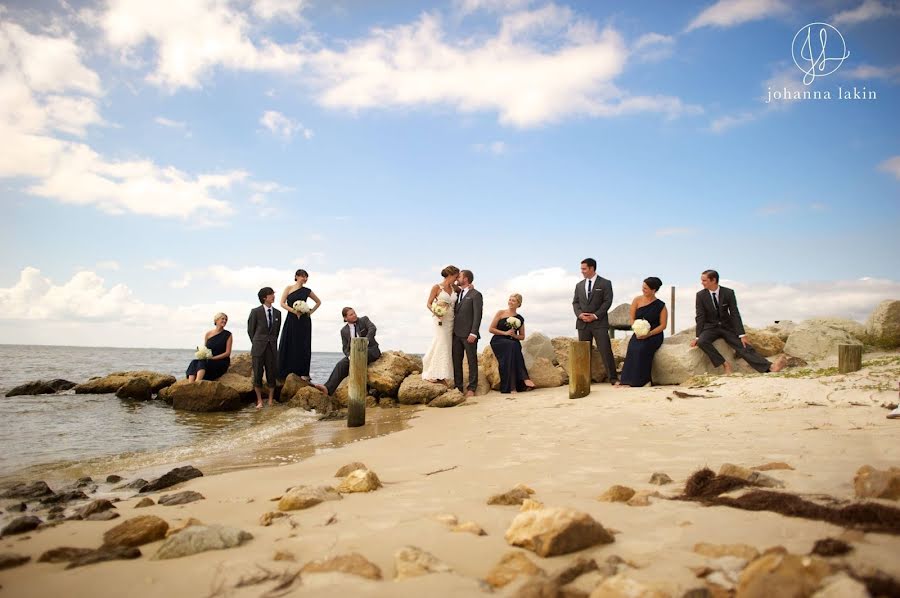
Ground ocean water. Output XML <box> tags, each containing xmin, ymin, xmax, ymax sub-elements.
<box><xmin>0</xmin><ymin>345</ymin><xmax>409</xmax><ymax>484</ymax></box>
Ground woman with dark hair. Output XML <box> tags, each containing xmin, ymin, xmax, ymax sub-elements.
<box><xmin>278</xmin><ymin>269</ymin><xmax>321</xmax><ymax>380</ymax></box>
<box><xmin>421</xmin><ymin>265</ymin><xmax>460</xmax><ymax>382</ymax></box>
<box><xmin>186</xmin><ymin>312</ymin><xmax>233</xmax><ymax>382</ymax></box>
<box><xmin>618</xmin><ymin>277</ymin><xmax>668</xmax><ymax>387</ymax></box>
<box><xmin>488</xmin><ymin>293</ymin><xmax>535</xmax><ymax>393</ymax></box>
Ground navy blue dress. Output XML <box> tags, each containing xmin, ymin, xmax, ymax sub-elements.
<box><xmin>620</xmin><ymin>299</ymin><xmax>665</xmax><ymax>387</ymax></box>
<box><xmin>186</xmin><ymin>330</ymin><xmax>232</xmax><ymax>380</ymax></box>
<box><xmin>490</xmin><ymin>314</ymin><xmax>529</xmax><ymax>393</ymax></box>
<box><xmin>279</xmin><ymin>287</ymin><xmax>312</xmax><ymax>378</ymax></box>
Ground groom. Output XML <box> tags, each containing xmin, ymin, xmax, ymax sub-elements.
<box><xmin>573</xmin><ymin>257</ymin><xmax>618</xmax><ymax>384</ymax></box>
<box><xmin>248</xmin><ymin>286</ymin><xmax>281</xmax><ymax>408</ymax></box>
<box><xmin>453</xmin><ymin>269</ymin><xmax>483</xmax><ymax>397</ymax></box>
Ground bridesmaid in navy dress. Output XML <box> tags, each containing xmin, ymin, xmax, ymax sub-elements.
<box><xmin>278</xmin><ymin>269</ymin><xmax>321</xmax><ymax>380</ymax></box>
<box><xmin>186</xmin><ymin>313</ymin><xmax>233</xmax><ymax>381</ymax></box>
<box><xmin>488</xmin><ymin>294</ymin><xmax>536</xmax><ymax>394</ymax></box>
<box><xmin>618</xmin><ymin>277</ymin><xmax>668</xmax><ymax>387</ymax></box>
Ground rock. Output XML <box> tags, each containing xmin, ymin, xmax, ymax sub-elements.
<box><xmin>553</xmin><ymin>337</ymin><xmax>609</xmax><ymax>383</ymax></box>
<box><xmin>806</xmin><ymin>318</ymin><xmax>867</xmax><ymax>340</ymax></box>
<box><xmin>40</xmin><ymin>489</ymin><xmax>88</xmax><ymax>505</ymax></box>
<box><xmin>38</xmin><ymin>547</ymin><xmax>94</xmax><ymax>563</ymax></box>
<box><xmin>598</xmin><ymin>485</ymin><xmax>635</xmax><ymax>503</ymax></box>
<box><xmin>651</xmin><ymin>338</ymin><xmax>757</xmax><ymax>385</ymax></box>
<box><xmin>853</xmin><ymin>465</ymin><xmax>900</xmax><ymax>500</ymax></box>
<box><xmin>393</xmin><ymin>545</ymin><xmax>453</xmax><ymax>579</ymax></box>
<box><xmin>168</xmin><ymin>380</ymin><xmax>242</xmax><ymax>412</ymax></box>
<box><xmin>217</xmin><ymin>372</ymin><xmax>257</xmax><ymax>401</ymax></box>
<box><xmin>462</xmin><ymin>350</ymin><xmax>493</xmax><ymax>396</ymax></box>
<box><xmin>74</xmin><ymin>371</ymin><xmax>176</xmax><ymax>394</ymax></box>
<box><xmin>812</xmin><ymin>573</ymin><xmax>869</xmax><ymax>598</ymax></box>
<box><xmin>367</xmin><ymin>351</ymin><xmax>420</xmax><ymax>396</ymax></box>
<box><xmin>158</xmin><ymin>491</ymin><xmax>205</xmax><ymax>506</ymax></box>
<box><xmin>273</xmin><ymin>549</ymin><xmax>296</xmax><ymax>561</ymax></box>
<box><xmin>334</xmin><ymin>462</ymin><xmax>368</xmax><ymax>477</ymax></box>
<box><xmin>522</xmin><ymin>332</ymin><xmax>557</xmax><ymax>369</ymax></box>
<box><xmin>429</xmin><ymin>388</ymin><xmax>466</xmax><ymax>408</ymax></box>
<box><xmin>75</xmin><ymin>499</ymin><xmax>116</xmax><ymax>519</ymax></box>
<box><xmin>6</xmin><ymin>503</ymin><xmax>26</xmax><ymax>513</ymax></box>
<box><xmin>102</xmin><ymin>515</ymin><xmax>169</xmax><ymax>548</ymax></box>
<box><xmin>485</xmin><ymin>551</ymin><xmax>545</xmax><ymax>589</ymax></box>
<box><xmin>66</xmin><ymin>546</ymin><xmax>141</xmax><ymax>569</ymax></box>
<box><xmin>649</xmin><ymin>473</ymin><xmax>673</xmax><ymax>485</ymax></box>
<box><xmin>259</xmin><ymin>511</ymin><xmax>287</xmax><ymax>526</ymax></box>
<box><xmin>157</xmin><ymin>379</ymin><xmax>189</xmax><ymax>403</ymax></box>
<box><xmin>609</xmin><ymin>303</ymin><xmax>631</xmax><ymax>329</ymax></box>
<box><xmin>165</xmin><ymin>517</ymin><xmax>203</xmax><ymax>537</ymax></box>
<box><xmin>278</xmin><ymin>485</ymin><xmax>342</xmax><ymax>511</ymax></box>
<box><xmin>115</xmin><ymin>377</ymin><xmax>152</xmax><ymax>400</ymax></box>
<box><xmin>1</xmin><ymin>515</ymin><xmax>41</xmax><ymax>536</ymax></box>
<box><xmin>332</xmin><ymin>378</ymin><xmax>350</xmax><ymax>407</ymax></box>
<box><xmin>694</xmin><ymin>543</ymin><xmax>759</xmax><ymax>561</ymax></box>
<box><xmin>115</xmin><ymin>478</ymin><xmax>148</xmax><ymax>491</ymax></box>
<box><xmin>783</xmin><ymin>322</ymin><xmax>862</xmax><ymax>362</ymax></box>
<box><xmin>452</xmin><ymin>521</ymin><xmax>486</xmax><ymax>536</ymax></box>
<box><xmin>480</xmin><ymin>345</ymin><xmax>501</xmax><ymax>391</ymax></box>
<box><xmin>134</xmin><ymin>497</ymin><xmax>154</xmax><ymax>508</ymax></box>
<box><xmin>5</xmin><ymin>378</ymin><xmax>76</xmax><ymax>397</ymax></box>
<box><xmin>810</xmin><ymin>538</ymin><xmax>852</xmax><ymax>557</ymax></box>
<box><xmin>337</xmin><ymin>469</ymin><xmax>382</xmax><ymax>493</ymax></box>
<box><xmin>736</xmin><ymin>553</ymin><xmax>832</xmax><ymax>598</ymax></box>
<box><xmin>140</xmin><ymin>466</ymin><xmax>203</xmax><ymax>493</ymax></box>
<box><xmin>528</xmin><ymin>357</ymin><xmax>567</xmax><ymax>388</ymax></box>
<box><xmin>751</xmin><ymin>462</ymin><xmax>794</xmax><ymax>471</ymax></box>
<box><xmin>106</xmin><ymin>474</ymin><xmax>124</xmax><ymax>483</ymax></box>
<box><xmin>719</xmin><ymin>463</ymin><xmax>753</xmax><ymax>479</ymax></box>
<box><xmin>397</xmin><ymin>375</ymin><xmax>449</xmax><ymax>405</ymax></box>
<box><xmin>865</xmin><ymin>300</ymin><xmax>900</xmax><ymax>348</ymax></box>
<box><xmin>719</xmin><ymin>464</ymin><xmax>784</xmax><ymax>488</ymax></box>
<box><xmin>626</xmin><ymin>490</ymin><xmax>659</xmax><ymax>507</ymax></box>
<box><xmin>0</xmin><ymin>553</ymin><xmax>30</xmax><ymax>570</ymax></box>
<box><xmin>590</xmin><ymin>574</ymin><xmax>669</xmax><ymax>597</ymax></box>
<box><xmin>85</xmin><ymin>511</ymin><xmax>120</xmax><ymax>521</ymax></box>
<box><xmin>0</xmin><ymin>481</ymin><xmax>54</xmax><ymax>500</ymax></box>
<box><xmin>434</xmin><ymin>513</ymin><xmax>458</xmax><ymax>526</ymax></box>
<box><xmin>764</xmin><ymin>321</ymin><xmax>797</xmax><ymax>342</ymax></box>
<box><xmin>742</xmin><ymin>328</ymin><xmax>785</xmax><ymax>357</ymax></box>
<box><xmin>488</xmin><ymin>484</ymin><xmax>535</xmax><ymax>506</ymax></box>
<box><xmin>302</xmin><ymin>552</ymin><xmax>383</xmax><ymax>580</ymax></box>
<box><xmin>226</xmin><ymin>352</ymin><xmax>253</xmax><ymax>376</ymax></box>
<box><xmin>505</xmin><ymin>507</ymin><xmax>614</xmax><ymax>557</ymax></box>
<box><xmin>521</xmin><ymin>499</ymin><xmax>545</xmax><ymax>511</ymax></box>
<box><xmin>154</xmin><ymin>524</ymin><xmax>252</xmax><ymax>559</ymax></box>
<box><xmin>280</xmin><ymin>373</ymin><xmax>309</xmax><ymax>403</ymax></box>
<box><xmin>286</xmin><ymin>385</ymin><xmax>334</xmax><ymax>412</ymax></box>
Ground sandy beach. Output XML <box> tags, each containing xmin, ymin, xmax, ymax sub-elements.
<box><xmin>2</xmin><ymin>355</ymin><xmax>899</xmax><ymax>597</ymax></box>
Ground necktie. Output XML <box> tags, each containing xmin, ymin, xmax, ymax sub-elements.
<box><xmin>267</xmin><ymin>308</ymin><xmax>272</xmax><ymax>329</ymax></box>
<box><xmin>712</xmin><ymin>292</ymin><xmax>719</xmax><ymax>311</ymax></box>
<box><xmin>351</xmin><ymin>325</ymin><xmax>356</xmax><ymax>338</ymax></box>
<box><xmin>587</xmin><ymin>279</ymin><xmax>592</xmax><ymax>298</ymax></box>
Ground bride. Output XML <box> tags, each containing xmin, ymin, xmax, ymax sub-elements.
<box><xmin>421</xmin><ymin>265</ymin><xmax>460</xmax><ymax>382</ymax></box>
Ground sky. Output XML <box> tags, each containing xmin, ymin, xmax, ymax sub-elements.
<box><xmin>1</xmin><ymin>0</ymin><xmax>898</xmax><ymax>354</ymax></box>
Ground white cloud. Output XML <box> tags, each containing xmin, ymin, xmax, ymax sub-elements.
<box><xmin>96</xmin><ymin>260</ymin><xmax>121</xmax><ymax>271</ymax></box>
<box><xmin>655</xmin><ymin>227</ymin><xmax>694</xmax><ymax>237</ymax></box>
<box><xmin>456</xmin><ymin>0</ymin><xmax>534</xmax><ymax>16</ymax></box>
<box><xmin>706</xmin><ymin>66</ymin><xmax>804</xmax><ymax>133</ymax></box>
<box><xmin>633</xmin><ymin>32</ymin><xmax>675</xmax><ymax>62</ymax></box>
<box><xmin>878</xmin><ymin>156</ymin><xmax>900</xmax><ymax>181</ymax></box>
<box><xmin>169</xmin><ymin>273</ymin><xmax>193</xmax><ymax>289</ymax></box>
<box><xmin>144</xmin><ymin>259</ymin><xmax>178</xmax><ymax>271</ymax></box>
<box><xmin>259</xmin><ymin>110</ymin><xmax>313</xmax><ymax>140</ymax></box>
<box><xmin>843</xmin><ymin>64</ymin><xmax>900</xmax><ymax>82</ymax></box>
<box><xmin>474</xmin><ymin>141</ymin><xmax>508</xmax><ymax>155</ymax></box>
<box><xmin>708</xmin><ymin>111</ymin><xmax>756</xmax><ymax>133</ymax></box>
<box><xmin>686</xmin><ymin>0</ymin><xmax>787</xmax><ymax>32</ymax></box>
<box><xmin>251</xmin><ymin>0</ymin><xmax>307</xmax><ymax>21</ymax></box>
<box><xmin>832</xmin><ymin>0</ymin><xmax>900</xmax><ymax>26</ymax></box>
<box><xmin>154</xmin><ymin>116</ymin><xmax>187</xmax><ymax>129</ymax></box>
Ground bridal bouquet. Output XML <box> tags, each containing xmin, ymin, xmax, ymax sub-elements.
<box><xmin>195</xmin><ymin>346</ymin><xmax>213</xmax><ymax>360</ymax></box>
<box><xmin>432</xmin><ymin>301</ymin><xmax>449</xmax><ymax>325</ymax></box>
<box><xmin>506</xmin><ymin>316</ymin><xmax>521</xmax><ymax>331</ymax></box>
<box><xmin>632</xmin><ymin>319</ymin><xmax>651</xmax><ymax>337</ymax></box>
<box><xmin>292</xmin><ymin>300</ymin><xmax>311</xmax><ymax>316</ymax></box>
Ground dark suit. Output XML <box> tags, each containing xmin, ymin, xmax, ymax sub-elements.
<box><xmin>323</xmin><ymin>316</ymin><xmax>382</xmax><ymax>395</ymax></box>
<box><xmin>572</xmin><ymin>276</ymin><xmax>617</xmax><ymax>382</ymax></box>
<box><xmin>695</xmin><ymin>286</ymin><xmax>771</xmax><ymax>373</ymax></box>
<box><xmin>453</xmin><ymin>287</ymin><xmax>483</xmax><ymax>392</ymax></box>
<box><xmin>248</xmin><ymin>304</ymin><xmax>281</xmax><ymax>387</ymax></box>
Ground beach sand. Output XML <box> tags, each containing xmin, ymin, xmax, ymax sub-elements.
<box><xmin>1</xmin><ymin>357</ymin><xmax>899</xmax><ymax>597</ymax></box>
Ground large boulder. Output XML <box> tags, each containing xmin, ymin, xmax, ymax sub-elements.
<box><xmin>102</xmin><ymin>516</ymin><xmax>169</xmax><ymax>548</ymax></box>
<box><xmin>154</xmin><ymin>525</ymin><xmax>252</xmax><ymax>560</ymax></box>
<box><xmin>650</xmin><ymin>338</ymin><xmax>757</xmax><ymax>385</ymax></box>
<box><xmin>552</xmin><ymin>337</ymin><xmax>609</xmax><ymax>383</ymax></box>
<box><xmin>115</xmin><ymin>378</ymin><xmax>152</xmax><ymax>401</ymax></box>
<box><xmin>367</xmin><ymin>351</ymin><xmax>420</xmax><ymax>396</ymax></box>
<box><xmin>397</xmin><ymin>375</ymin><xmax>448</xmax><ymax>405</ymax></box>
<box><xmin>764</xmin><ymin>321</ymin><xmax>796</xmax><ymax>342</ymax></box>
<box><xmin>805</xmin><ymin>318</ymin><xmax>867</xmax><ymax>341</ymax></box>
<box><xmin>217</xmin><ymin>372</ymin><xmax>256</xmax><ymax>401</ymax></box>
<box><xmin>429</xmin><ymin>389</ymin><xmax>466</xmax><ymax>408</ymax></box>
<box><xmin>504</xmin><ymin>507</ymin><xmax>614</xmax><ymax>557</ymax></box>
<box><xmin>521</xmin><ymin>332</ymin><xmax>556</xmax><ymax>369</ymax></box>
<box><xmin>742</xmin><ymin>328</ymin><xmax>786</xmax><ymax>358</ymax></box>
<box><xmin>479</xmin><ymin>345</ymin><xmax>501</xmax><ymax>390</ymax></box>
<box><xmin>528</xmin><ymin>357</ymin><xmax>566</xmax><ymax>388</ymax></box>
<box><xmin>286</xmin><ymin>386</ymin><xmax>337</xmax><ymax>413</ymax></box>
<box><xmin>866</xmin><ymin>299</ymin><xmax>900</xmax><ymax>348</ymax></box>
<box><xmin>168</xmin><ymin>381</ymin><xmax>242</xmax><ymax>412</ymax></box>
<box><xmin>75</xmin><ymin>371</ymin><xmax>176</xmax><ymax>395</ymax></box>
<box><xmin>783</xmin><ymin>321</ymin><xmax>862</xmax><ymax>361</ymax></box>
<box><xmin>140</xmin><ymin>466</ymin><xmax>203</xmax><ymax>493</ymax></box>
<box><xmin>226</xmin><ymin>352</ymin><xmax>253</xmax><ymax>377</ymax></box>
<box><xmin>280</xmin><ymin>373</ymin><xmax>309</xmax><ymax>402</ymax></box>
<box><xmin>5</xmin><ymin>379</ymin><xmax>76</xmax><ymax>397</ymax></box>
<box><xmin>157</xmin><ymin>379</ymin><xmax>189</xmax><ymax>403</ymax></box>
<box><xmin>608</xmin><ymin>303</ymin><xmax>631</xmax><ymax>328</ymax></box>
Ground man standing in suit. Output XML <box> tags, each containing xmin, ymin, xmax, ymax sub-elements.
<box><xmin>453</xmin><ymin>269</ymin><xmax>483</xmax><ymax>397</ymax></box>
<box><xmin>690</xmin><ymin>269</ymin><xmax>786</xmax><ymax>374</ymax></box>
<box><xmin>573</xmin><ymin>257</ymin><xmax>618</xmax><ymax>384</ymax></box>
<box><xmin>313</xmin><ymin>307</ymin><xmax>381</xmax><ymax>396</ymax></box>
<box><xmin>248</xmin><ymin>286</ymin><xmax>281</xmax><ymax>408</ymax></box>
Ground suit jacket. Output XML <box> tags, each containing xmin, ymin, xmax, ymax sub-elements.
<box><xmin>248</xmin><ymin>304</ymin><xmax>281</xmax><ymax>357</ymax></box>
<box><xmin>572</xmin><ymin>276</ymin><xmax>613</xmax><ymax>329</ymax></box>
<box><xmin>453</xmin><ymin>287</ymin><xmax>484</xmax><ymax>339</ymax></box>
<box><xmin>341</xmin><ymin>316</ymin><xmax>381</xmax><ymax>360</ymax></box>
<box><xmin>695</xmin><ymin>286</ymin><xmax>746</xmax><ymax>337</ymax></box>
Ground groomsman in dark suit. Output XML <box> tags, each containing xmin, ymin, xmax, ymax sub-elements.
<box><xmin>313</xmin><ymin>307</ymin><xmax>381</xmax><ymax>396</ymax></box>
<box><xmin>248</xmin><ymin>286</ymin><xmax>281</xmax><ymax>408</ymax></box>
<box><xmin>572</xmin><ymin>258</ymin><xmax>617</xmax><ymax>384</ymax></box>
<box><xmin>690</xmin><ymin>269</ymin><xmax>786</xmax><ymax>374</ymax></box>
<box><xmin>453</xmin><ymin>269</ymin><xmax>483</xmax><ymax>397</ymax></box>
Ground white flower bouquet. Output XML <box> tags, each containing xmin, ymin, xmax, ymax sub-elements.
<box><xmin>506</xmin><ymin>316</ymin><xmax>521</xmax><ymax>331</ymax></box>
<box><xmin>292</xmin><ymin>300</ymin><xmax>311</xmax><ymax>316</ymax></box>
<box><xmin>432</xmin><ymin>301</ymin><xmax>449</xmax><ymax>325</ymax></box>
<box><xmin>632</xmin><ymin>319</ymin><xmax>651</xmax><ymax>337</ymax></box>
<box><xmin>195</xmin><ymin>346</ymin><xmax>213</xmax><ymax>360</ymax></box>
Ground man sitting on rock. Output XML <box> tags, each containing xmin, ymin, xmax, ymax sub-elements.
<box><xmin>690</xmin><ymin>269</ymin><xmax>786</xmax><ymax>375</ymax></box>
<box><xmin>313</xmin><ymin>307</ymin><xmax>381</xmax><ymax>396</ymax></box>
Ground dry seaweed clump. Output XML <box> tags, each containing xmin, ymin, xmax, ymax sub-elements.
<box><xmin>680</xmin><ymin>468</ymin><xmax>751</xmax><ymax>499</ymax></box>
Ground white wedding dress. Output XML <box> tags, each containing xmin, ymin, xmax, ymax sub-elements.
<box><xmin>421</xmin><ymin>287</ymin><xmax>456</xmax><ymax>381</ymax></box>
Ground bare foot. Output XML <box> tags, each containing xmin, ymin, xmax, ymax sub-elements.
<box><xmin>769</xmin><ymin>355</ymin><xmax>788</xmax><ymax>373</ymax></box>
<box><xmin>613</xmin><ymin>382</ymin><xmax>627</xmax><ymax>389</ymax></box>
<box><xmin>267</xmin><ymin>400</ymin><xmax>274</xmax><ymax>407</ymax></box>
<box><xmin>524</xmin><ymin>379</ymin><xmax>535</xmax><ymax>389</ymax></box>
<box><xmin>312</xmin><ymin>383</ymin><xmax>329</xmax><ymax>395</ymax></box>
<box><xmin>465</xmin><ymin>390</ymin><xmax>475</xmax><ymax>398</ymax></box>
<box><xmin>255</xmin><ymin>403</ymin><xmax>263</xmax><ymax>409</ymax></box>
<box><xmin>722</xmin><ymin>362</ymin><xmax>734</xmax><ymax>375</ymax></box>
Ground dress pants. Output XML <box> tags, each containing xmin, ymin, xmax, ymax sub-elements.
<box><xmin>452</xmin><ymin>336</ymin><xmax>479</xmax><ymax>392</ymax></box>
<box><xmin>252</xmin><ymin>345</ymin><xmax>278</xmax><ymax>387</ymax></box>
<box><xmin>697</xmin><ymin>327</ymin><xmax>771</xmax><ymax>373</ymax></box>
<box><xmin>577</xmin><ymin>326</ymin><xmax>618</xmax><ymax>382</ymax></box>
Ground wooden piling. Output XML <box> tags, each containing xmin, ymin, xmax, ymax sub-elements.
<box><xmin>569</xmin><ymin>341</ymin><xmax>591</xmax><ymax>399</ymax></box>
<box><xmin>837</xmin><ymin>344</ymin><xmax>862</xmax><ymax>374</ymax></box>
<box><xmin>347</xmin><ymin>337</ymin><xmax>368</xmax><ymax>427</ymax></box>
<box><xmin>670</xmin><ymin>286</ymin><xmax>675</xmax><ymax>336</ymax></box>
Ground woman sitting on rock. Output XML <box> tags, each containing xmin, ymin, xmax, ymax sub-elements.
<box><xmin>488</xmin><ymin>293</ymin><xmax>535</xmax><ymax>394</ymax></box>
<box><xmin>186</xmin><ymin>313</ymin><xmax>233</xmax><ymax>382</ymax></box>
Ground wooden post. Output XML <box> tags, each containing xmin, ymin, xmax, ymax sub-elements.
<box><xmin>838</xmin><ymin>344</ymin><xmax>862</xmax><ymax>374</ymax></box>
<box><xmin>670</xmin><ymin>286</ymin><xmax>675</xmax><ymax>336</ymax></box>
<box><xmin>347</xmin><ymin>337</ymin><xmax>368</xmax><ymax>427</ymax></box>
<box><xmin>569</xmin><ymin>341</ymin><xmax>591</xmax><ymax>399</ymax></box>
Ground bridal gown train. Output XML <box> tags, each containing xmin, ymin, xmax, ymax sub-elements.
<box><xmin>421</xmin><ymin>288</ymin><xmax>456</xmax><ymax>381</ymax></box>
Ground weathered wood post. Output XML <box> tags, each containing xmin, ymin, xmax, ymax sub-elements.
<box><xmin>347</xmin><ymin>337</ymin><xmax>368</xmax><ymax>427</ymax></box>
<box><xmin>838</xmin><ymin>344</ymin><xmax>862</xmax><ymax>374</ymax></box>
<box><xmin>569</xmin><ymin>340</ymin><xmax>591</xmax><ymax>399</ymax></box>
<box><xmin>670</xmin><ymin>286</ymin><xmax>675</xmax><ymax>336</ymax></box>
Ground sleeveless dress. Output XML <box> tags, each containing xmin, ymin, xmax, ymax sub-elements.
<box><xmin>279</xmin><ymin>287</ymin><xmax>313</xmax><ymax>378</ymax></box>
<box><xmin>490</xmin><ymin>314</ymin><xmax>529</xmax><ymax>393</ymax></box>
<box><xmin>619</xmin><ymin>299</ymin><xmax>665</xmax><ymax>387</ymax></box>
<box><xmin>185</xmin><ymin>330</ymin><xmax>232</xmax><ymax>380</ymax></box>
<box><xmin>421</xmin><ymin>287</ymin><xmax>456</xmax><ymax>380</ymax></box>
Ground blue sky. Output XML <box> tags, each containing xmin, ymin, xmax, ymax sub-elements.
<box><xmin>1</xmin><ymin>0</ymin><xmax>898</xmax><ymax>353</ymax></box>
